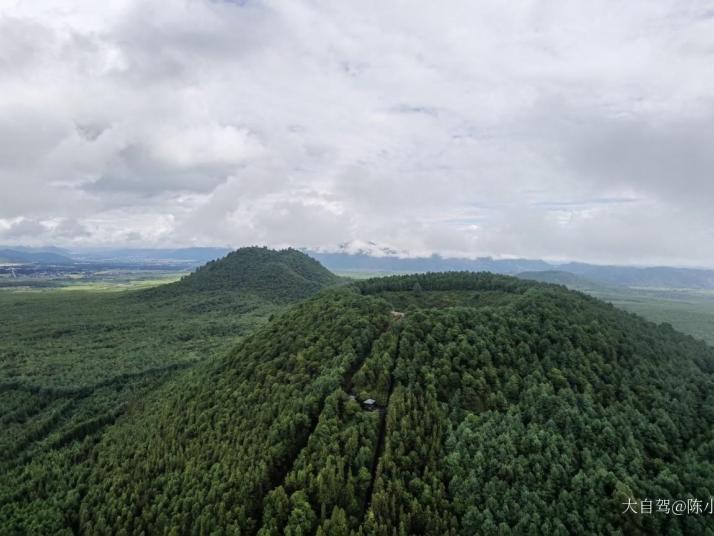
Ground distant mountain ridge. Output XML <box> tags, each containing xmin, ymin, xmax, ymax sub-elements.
<box><xmin>307</xmin><ymin>250</ymin><xmax>714</xmax><ymax>289</ymax></box>
<box><xmin>307</xmin><ymin>250</ymin><xmax>552</xmax><ymax>275</ymax></box>
<box><xmin>4</xmin><ymin>243</ymin><xmax>714</xmax><ymax>289</ymax></box>
<box><xmin>71</xmin><ymin>247</ymin><xmax>232</xmax><ymax>263</ymax></box>
<box><xmin>558</xmin><ymin>262</ymin><xmax>714</xmax><ymax>289</ymax></box>
<box><xmin>516</xmin><ymin>270</ymin><xmax>617</xmax><ymax>293</ymax></box>
<box><xmin>0</xmin><ymin>248</ymin><xmax>74</xmax><ymax>264</ymax></box>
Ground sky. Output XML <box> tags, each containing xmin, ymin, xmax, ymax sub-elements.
<box><xmin>1</xmin><ymin>0</ymin><xmax>713</xmax><ymax>265</ymax></box>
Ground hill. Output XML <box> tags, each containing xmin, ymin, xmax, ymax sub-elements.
<box><xmin>0</xmin><ymin>248</ymin><xmax>341</xmax><ymax>535</ymax></box>
<box><xmin>149</xmin><ymin>246</ymin><xmax>340</xmax><ymax>303</ymax></box>
<box><xmin>5</xmin><ymin>272</ymin><xmax>711</xmax><ymax>534</ymax></box>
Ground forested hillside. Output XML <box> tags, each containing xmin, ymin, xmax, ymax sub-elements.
<box><xmin>0</xmin><ymin>247</ymin><xmax>335</xmax><ymax>533</ymax></box>
<box><xmin>2</xmin><ymin>266</ymin><xmax>714</xmax><ymax>534</ymax></box>
<box><xmin>151</xmin><ymin>246</ymin><xmax>340</xmax><ymax>302</ymax></box>
<box><xmin>517</xmin><ymin>270</ymin><xmax>714</xmax><ymax>346</ymax></box>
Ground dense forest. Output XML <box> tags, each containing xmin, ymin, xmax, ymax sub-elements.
<box><xmin>148</xmin><ymin>246</ymin><xmax>341</xmax><ymax>303</ymax></box>
<box><xmin>0</xmin><ymin>248</ymin><xmax>337</xmax><ymax>533</ymax></box>
<box><xmin>2</xmin><ymin>250</ymin><xmax>714</xmax><ymax>534</ymax></box>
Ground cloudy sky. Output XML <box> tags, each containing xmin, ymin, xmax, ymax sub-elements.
<box><xmin>1</xmin><ymin>0</ymin><xmax>713</xmax><ymax>265</ymax></box>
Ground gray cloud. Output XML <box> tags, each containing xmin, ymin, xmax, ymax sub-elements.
<box><xmin>0</xmin><ymin>0</ymin><xmax>713</xmax><ymax>264</ymax></box>
<box><xmin>52</xmin><ymin>218</ymin><xmax>91</xmax><ymax>239</ymax></box>
<box><xmin>558</xmin><ymin>110</ymin><xmax>714</xmax><ymax>209</ymax></box>
<box><xmin>1</xmin><ymin>219</ymin><xmax>47</xmax><ymax>239</ymax></box>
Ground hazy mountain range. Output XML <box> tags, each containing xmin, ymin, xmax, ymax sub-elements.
<box><xmin>3</xmin><ymin>245</ymin><xmax>714</xmax><ymax>289</ymax></box>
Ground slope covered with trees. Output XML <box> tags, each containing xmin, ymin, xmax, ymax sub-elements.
<box><xmin>362</xmin><ymin>279</ymin><xmax>714</xmax><ymax>535</ymax></box>
<box><xmin>0</xmin><ymin>247</ymin><xmax>337</xmax><ymax>533</ymax></box>
<box><xmin>80</xmin><ymin>289</ymin><xmax>390</xmax><ymax>534</ymax></box>
<box><xmin>150</xmin><ymin>246</ymin><xmax>341</xmax><ymax>303</ymax></box>
<box><xmin>2</xmin><ymin>268</ymin><xmax>714</xmax><ymax>534</ymax></box>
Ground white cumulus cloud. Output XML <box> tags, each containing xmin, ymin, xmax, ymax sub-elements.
<box><xmin>0</xmin><ymin>0</ymin><xmax>713</xmax><ymax>264</ymax></box>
